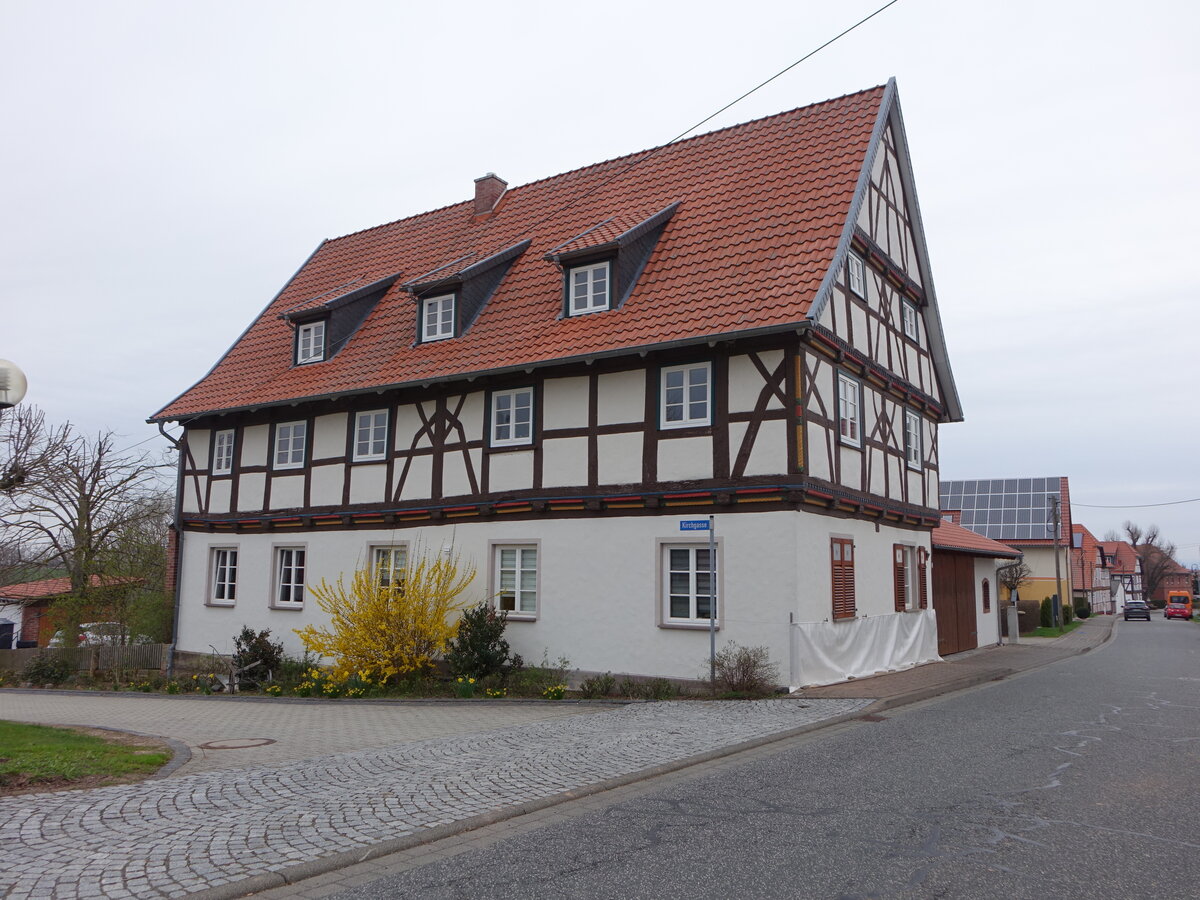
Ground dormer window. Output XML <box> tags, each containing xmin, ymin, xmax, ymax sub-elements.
<box><xmin>568</xmin><ymin>261</ymin><xmax>611</xmax><ymax>315</ymax></box>
<box><xmin>296</xmin><ymin>320</ymin><xmax>326</xmax><ymax>364</ymax></box>
<box><xmin>421</xmin><ymin>294</ymin><xmax>455</xmax><ymax>341</ymax></box>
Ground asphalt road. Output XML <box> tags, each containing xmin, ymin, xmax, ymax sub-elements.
<box><xmin>326</xmin><ymin>616</ymin><xmax>1200</xmax><ymax>900</ymax></box>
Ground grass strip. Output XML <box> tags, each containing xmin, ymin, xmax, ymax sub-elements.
<box><xmin>1027</xmin><ymin>620</ymin><xmax>1085</xmax><ymax>638</ymax></box>
<box><xmin>0</xmin><ymin>720</ymin><xmax>169</xmax><ymax>790</ymax></box>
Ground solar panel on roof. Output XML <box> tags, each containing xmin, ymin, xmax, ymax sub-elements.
<box><xmin>940</xmin><ymin>476</ymin><xmax>1065</xmax><ymax>542</ymax></box>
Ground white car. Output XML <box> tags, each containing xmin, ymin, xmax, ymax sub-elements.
<box><xmin>47</xmin><ymin>622</ymin><xmax>147</xmax><ymax>647</ymax></box>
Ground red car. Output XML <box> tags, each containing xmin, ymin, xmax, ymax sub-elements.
<box><xmin>1164</xmin><ymin>591</ymin><xmax>1193</xmax><ymax>620</ymax></box>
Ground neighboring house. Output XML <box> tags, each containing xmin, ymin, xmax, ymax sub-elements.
<box><xmin>1072</xmin><ymin>523</ymin><xmax>1115</xmax><ymax>615</ymax></box>
<box><xmin>930</xmin><ymin>520</ymin><xmax>1019</xmax><ymax>653</ymax></box>
<box><xmin>1145</xmin><ymin>553</ymin><xmax>1192</xmax><ymax>606</ymax></box>
<box><xmin>1099</xmin><ymin>540</ymin><xmax>1142</xmax><ymax>607</ymax></box>
<box><xmin>151</xmin><ymin>80</ymin><xmax>963</xmax><ymax>688</ymax></box>
<box><xmin>940</xmin><ymin>476</ymin><xmax>1074</xmax><ymax>607</ymax></box>
<box><xmin>0</xmin><ymin>575</ymin><xmax>137</xmax><ymax>647</ymax></box>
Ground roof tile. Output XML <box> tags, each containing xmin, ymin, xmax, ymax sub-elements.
<box><xmin>154</xmin><ymin>86</ymin><xmax>885</xmax><ymax>420</ymax></box>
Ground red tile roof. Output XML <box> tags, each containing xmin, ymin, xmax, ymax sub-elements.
<box><xmin>932</xmin><ymin>521</ymin><xmax>1020</xmax><ymax>558</ymax></box>
<box><xmin>1098</xmin><ymin>541</ymin><xmax>1139</xmax><ymax>576</ymax></box>
<box><xmin>0</xmin><ymin>575</ymin><xmax>138</xmax><ymax>602</ymax></box>
<box><xmin>153</xmin><ymin>85</ymin><xmax>888</xmax><ymax>421</ymax></box>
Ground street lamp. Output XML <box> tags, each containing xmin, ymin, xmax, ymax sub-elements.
<box><xmin>0</xmin><ymin>359</ymin><xmax>28</xmax><ymax>410</ymax></box>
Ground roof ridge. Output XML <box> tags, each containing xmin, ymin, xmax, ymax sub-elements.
<box><xmin>321</xmin><ymin>84</ymin><xmax>887</xmax><ymax>246</ymax></box>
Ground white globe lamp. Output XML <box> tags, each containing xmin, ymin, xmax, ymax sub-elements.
<box><xmin>0</xmin><ymin>359</ymin><xmax>28</xmax><ymax>409</ymax></box>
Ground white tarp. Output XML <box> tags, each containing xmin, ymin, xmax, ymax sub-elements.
<box><xmin>789</xmin><ymin>609</ymin><xmax>941</xmax><ymax>688</ymax></box>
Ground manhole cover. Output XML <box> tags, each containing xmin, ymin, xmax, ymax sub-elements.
<box><xmin>198</xmin><ymin>738</ymin><xmax>277</xmax><ymax>750</ymax></box>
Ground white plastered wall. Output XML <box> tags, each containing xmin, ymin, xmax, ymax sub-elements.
<box><xmin>975</xmin><ymin>558</ymin><xmax>1002</xmax><ymax>647</ymax></box>
<box><xmin>176</xmin><ymin>510</ymin><xmax>937</xmax><ymax>687</ymax></box>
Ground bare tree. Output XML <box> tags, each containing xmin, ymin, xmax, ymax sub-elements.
<box><xmin>997</xmin><ymin>561</ymin><xmax>1032</xmax><ymax>599</ymax></box>
<box><xmin>0</xmin><ymin>407</ymin><xmax>170</xmax><ymax>604</ymax></box>
<box><xmin>1124</xmin><ymin>522</ymin><xmax>1178</xmax><ymax>607</ymax></box>
<box><xmin>0</xmin><ymin>406</ymin><xmax>73</xmax><ymax>583</ymax></box>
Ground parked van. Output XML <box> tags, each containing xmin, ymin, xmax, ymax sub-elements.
<box><xmin>1164</xmin><ymin>591</ymin><xmax>1193</xmax><ymax>620</ymax></box>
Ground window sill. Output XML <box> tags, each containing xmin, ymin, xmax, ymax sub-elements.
<box><xmin>502</xmin><ymin>613</ymin><xmax>538</xmax><ymax>622</ymax></box>
<box><xmin>659</xmin><ymin>621</ymin><xmax>721</xmax><ymax>631</ymax></box>
<box><xmin>269</xmin><ymin>604</ymin><xmax>304</xmax><ymax>612</ymax></box>
<box><xmin>488</xmin><ymin>441</ymin><xmax>534</xmax><ymax>452</ymax></box>
<box><xmin>657</xmin><ymin>423</ymin><xmax>712</xmax><ymax>437</ymax></box>
<box><xmin>206</xmin><ymin>601</ymin><xmax>236</xmax><ymax>608</ymax></box>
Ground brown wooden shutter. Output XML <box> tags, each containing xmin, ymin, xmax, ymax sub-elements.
<box><xmin>831</xmin><ymin>538</ymin><xmax>856</xmax><ymax>620</ymax></box>
<box><xmin>893</xmin><ymin>545</ymin><xmax>907</xmax><ymax>612</ymax></box>
<box><xmin>917</xmin><ymin>547</ymin><xmax>928</xmax><ymax>609</ymax></box>
<box><xmin>982</xmin><ymin>578</ymin><xmax>991</xmax><ymax>613</ymax></box>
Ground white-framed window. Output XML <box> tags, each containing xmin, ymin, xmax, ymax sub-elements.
<box><xmin>421</xmin><ymin>294</ymin><xmax>455</xmax><ymax>341</ymax></box>
<box><xmin>274</xmin><ymin>547</ymin><xmax>306</xmax><ymax>607</ymax></box>
<box><xmin>274</xmin><ymin>421</ymin><xmax>307</xmax><ymax>469</ymax></box>
<box><xmin>664</xmin><ymin>545</ymin><xmax>715</xmax><ymax>624</ymax></box>
<box><xmin>837</xmin><ymin>373</ymin><xmax>861</xmax><ymax>447</ymax></box>
<box><xmin>296</xmin><ymin>320</ymin><xmax>326</xmax><ymax>364</ymax></box>
<box><xmin>660</xmin><ymin>362</ymin><xmax>711</xmax><ymax>428</ymax></box>
<box><xmin>354</xmin><ymin>410</ymin><xmax>388</xmax><ymax>461</ymax></box>
<box><xmin>209</xmin><ymin>547</ymin><xmax>238</xmax><ymax>606</ymax></box>
<box><xmin>567</xmin><ymin>260</ymin><xmax>611</xmax><ymax>315</ymax></box>
<box><xmin>904</xmin><ymin>409</ymin><xmax>922</xmax><ymax>469</ymax></box>
<box><xmin>371</xmin><ymin>544</ymin><xmax>407</xmax><ymax>590</ymax></box>
<box><xmin>494</xmin><ymin>544</ymin><xmax>538</xmax><ymax>616</ymax></box>
<box><xmin>212</xmin><ymin>429</ymin><xmax>235</xmax><ymax>475</ymax></box>
<box><xmin>902</xmin><ymin>299</ymin><xmax>919</xmax><ymax>340</ymax></box>
<box><xmin>847</xmin><ymin>253</ymin><xmax>866</xmax><ymax>298</ymax></box>
<box><xmin>491</xmin><ymin>387</ymin><xmax>533</xmax><ymax>446</ymax></box>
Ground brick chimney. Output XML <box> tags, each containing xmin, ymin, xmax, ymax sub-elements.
<box><xmin>473</xmin><ymin>173</ymin><xmax>507</xmax><ymax>215</ymax></box>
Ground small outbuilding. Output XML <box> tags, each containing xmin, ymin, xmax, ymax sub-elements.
<box><xmin>931</xmin><ymin>521</ymin><xmax>1020</xmax><ymax>655</ymax></box>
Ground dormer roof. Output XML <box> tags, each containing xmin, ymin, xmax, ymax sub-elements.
<box><xmin>152</xmin><ymin>81</ymin><xmax>950</xmax><ymax>423</ymax></box>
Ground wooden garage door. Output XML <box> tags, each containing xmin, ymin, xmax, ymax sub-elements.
<box><xmin>931</xmin><ymin>551</ymin><xmax>977</xmax><ymax>656</ymax></box>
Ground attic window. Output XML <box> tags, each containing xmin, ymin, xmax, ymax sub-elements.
<box><xmin>568</xmin><ymin>261</ymin><xmax>610</xmax><ymax>315</ymax></box>
<box><xmin>296</xmin><ymin>320</ymin><xmax>326</xmax><ymax>364</ymax></box>
<box><xmin>421</xmin><ymin>294</ymin><xmax>455</xmax><ymax>341</ymax></box>
<box><xmin>847</xmin><ymin>253</ymin><xmax>866</xmax><ymax>298</ymax></box>
<box><xmin>902</xmin><ymin>299</ymin><xmax>918</xmax><ymax>340</ymax></box>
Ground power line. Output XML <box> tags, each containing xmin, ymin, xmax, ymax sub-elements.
<box><xmin>1074</xmin><ymin>498</ymin><xmax>1200</xmax><ymax>509</ymax></box>
<box><xmin>407</xmin><ymin>0</ymin><xmax>903</xmax><ymax>299</ymax></box>
<box><xmin>662</xmin><ymin>0</ymin><xmax>903</xmax><ymax>147</ymax></box>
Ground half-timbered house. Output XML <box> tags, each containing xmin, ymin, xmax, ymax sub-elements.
<box><xmin>151</xmin><ymin>80</ymin><xmax>962</xmax><ymax>687</ymax></box>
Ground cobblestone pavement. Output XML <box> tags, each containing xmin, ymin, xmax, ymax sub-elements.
<box><xmin>0</xmin><ymin>692</ymin><xmax>617</xmax><ymax>774</ymax></box>
<box><xmin>0</xmin><ymin>698</ymin><xmax>870</xmax><ymax>899</ymax></box>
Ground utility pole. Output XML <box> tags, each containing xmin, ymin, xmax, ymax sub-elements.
<box><xmin>1049</xmin><ymin>494</ymin><xmax>1064</xmax><ymax>629</ymax></box>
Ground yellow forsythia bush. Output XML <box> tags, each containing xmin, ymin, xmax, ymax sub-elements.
<box><xmin>294</xmin><ymin>545</ymin><xmax>476</xmax><ymax>682</ymax></box>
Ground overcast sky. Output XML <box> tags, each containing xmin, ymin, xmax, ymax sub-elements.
<box><xmin>2</xmin><ymin>1</ymin><xmax>1197</xmax><ymax>562</ymax></box>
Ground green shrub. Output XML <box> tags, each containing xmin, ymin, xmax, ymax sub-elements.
<box><xmin>22</xmin><ymin>653</ymin><xmax>73</xmax><ymax>685</ymax></box>
<box><xmin>579</xmin><ymin>672</ymin><xmax>616</xmax><ymax>699</ymax></box>
<box><xmin>1040</xmin><ymin>597</ymin><xmax>1053</xmax><ymax>629</ymax></box>
<box><xmin>232</xmin><ymin>626</ymin><xmax>284</xmax><ymax>689</ymax></box>
<box><xmin>446</xmin><ymin>603</ymin><xmax>511</xmax><ymax>682</ymax></box>
<box><xmin>1063</xmin><ymin>602</ymin><xmax>1073</xmax><ymax>625</ymax></box>
<box><xmin>1074</xmin><ymin>597</ymin><xmax>1091</xmax><ymax>619</ymax></box>
<box><xmin>711</xmin><ymin>642</ymin><xmax>778</xmax><ymax>695</ymax></box>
